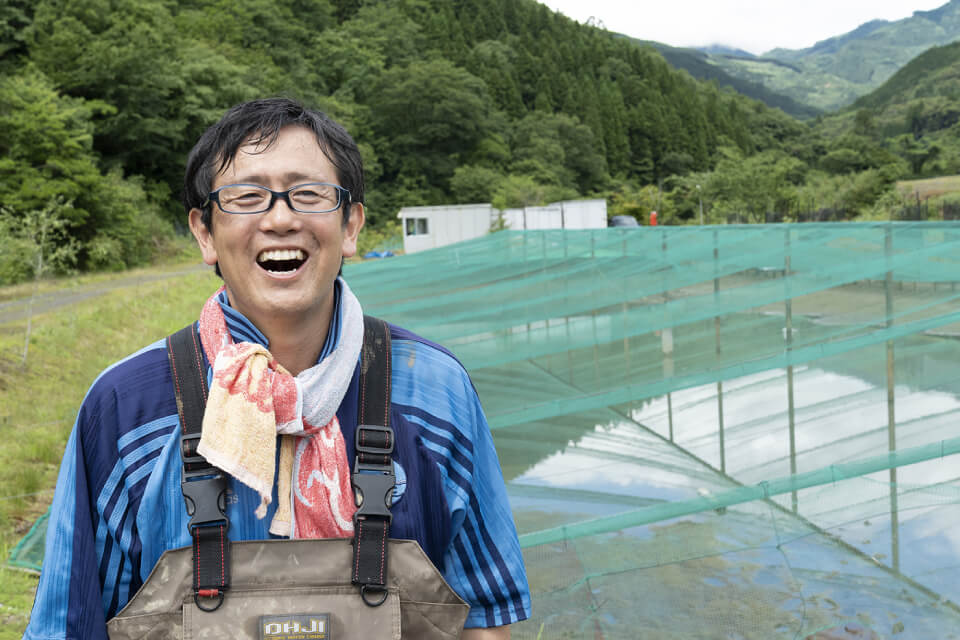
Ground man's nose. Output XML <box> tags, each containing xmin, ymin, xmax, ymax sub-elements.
<box><xmin>259</xmin><ymin>193</ymin><xmax>301</xmax><ymax>231</ymax></box>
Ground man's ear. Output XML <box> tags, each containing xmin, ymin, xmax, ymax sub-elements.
<box><xmin>189</xmin><ymin>208</ymin><xmax>219</xmax><ymax>266</ymax></box>
<box><xmin>341</xmin><ymin>202</ymin><xmax>366</xmax><ymax>259</ymax></box>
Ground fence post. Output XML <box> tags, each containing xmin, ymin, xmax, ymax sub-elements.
<box><xmin>785</xmin><ymin>228</ymin><xmax>798</xmax><ymax>513</ymax></box>
<box><xmin>885</xmin><ymin>223</ymin><xmax>900</xmax><ymax>573</ymax></box>
<box><xmin>714</xmin><ymin>228</ymin><xmax>725</xmax><ymax>473</ymax></box>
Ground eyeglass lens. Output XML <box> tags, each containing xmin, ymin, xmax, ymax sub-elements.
<box><xmin>217</xmin><ymin>183</ymin><xmax>341</xmax><ymax>214</ymax></box>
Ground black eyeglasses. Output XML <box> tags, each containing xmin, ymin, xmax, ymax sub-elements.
<box><xmin>205</xmin><ymin>182</ymin><xmax>351</xmax><ymax>214</ymax></box>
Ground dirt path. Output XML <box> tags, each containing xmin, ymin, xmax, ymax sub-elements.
<box><xmin>0</xmin><ymin>263</ymin><xmax>211</xmax><ymax>325</ymax></box>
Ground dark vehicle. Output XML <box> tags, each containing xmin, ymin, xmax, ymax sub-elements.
<box><xmin>609</xmin><ymin>215</ymin><xmax>639</xmax><ymax>227</ymax></box>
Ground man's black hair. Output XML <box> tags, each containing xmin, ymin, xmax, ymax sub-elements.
<box><xmin>182</xmin><ymin>97</ymin><xmax>365</xmax><ymax>231</ymax></box>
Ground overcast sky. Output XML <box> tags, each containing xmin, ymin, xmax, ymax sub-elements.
<box><xmin>537</xmin><ymin>0</ymin><xmax>950</xmax><ymax>55</ymax></box>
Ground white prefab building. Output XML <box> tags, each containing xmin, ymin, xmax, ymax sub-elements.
<box><xmin>397</xmin><ymin>203</ymin><xmax>494</xmax><ymax>254</ymax></box>
<box><xmin>400</xmin><ymin>199</ymin><xmax>607</xmax><ymax>254</ymax></box>
<box><xmin>500</xmin><ymin>199</ymin><xmax>607</xmax><ymax>231</ymax></box>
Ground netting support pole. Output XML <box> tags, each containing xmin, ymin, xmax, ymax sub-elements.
<box><xmin>667</xmin><ymin>393</ymin><xmax>674</xmax><ymax>442</ymax></box>
<box><xmin>663</xmin><ymin>227</ymin><xmax>674</xmax><ymax>442</ymax></box>
<box><xmin>714</xmin><ymin>228</ymin><xmax>725</xmax><ymax>473</ymax></box>
<box><xmin>525</xmin><ymin>232</ymin><xmax>531</xmax><ymax>335</ymax></box>
<box><xmin>592</xmin><ymin>311</ymin><xmax>599</xmax><ymax>380</ymax></box>
<box><xmin>785</xmin><ymin>229</ymin><xmax>798</xmax><ymax>513</ymax></box>
<box><xmin>885</xmin><ymin>224</ymin><xmax>901</xmax><ymax>573</ymax></box>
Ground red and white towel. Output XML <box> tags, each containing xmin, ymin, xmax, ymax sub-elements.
<box><xmin>195</xmin><ymin>278</ymin><xmax>364</xmax><ymax>538</ymax></box>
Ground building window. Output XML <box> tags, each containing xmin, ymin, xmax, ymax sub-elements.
<box><xmin>405</xmin><ymin>217</ymin><xmax>429</xmax><ymax>236</ymax></box>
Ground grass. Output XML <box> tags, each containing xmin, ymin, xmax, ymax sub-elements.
<box><xmin>0</xmin><ymin>249</ymin><xmax>219</xmax><ymax>639</ymax></box>
<box><xmin>897</xmin><ymin>175</ymin><xmax>960</xmax><ymax>201</ymax></box>
<box><xmin>0</xmin><ymin>233</ymin><xmax>200</xmax><ymax>303</ymax></box>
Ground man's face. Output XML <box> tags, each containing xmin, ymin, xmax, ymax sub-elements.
<box><xmin>189</xmin><ymin>125</ymin><xmax>364</xmax><ymax>331</ymax></box>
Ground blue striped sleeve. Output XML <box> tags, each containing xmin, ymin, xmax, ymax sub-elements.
<box><xmin>23</xmin><ymin>425</ymin><xmax>97</xmax><ymax>640</ymax></box>
<box><xmin>390</xmin><ymin>337</ymin><xmax>531</xmax><ymax>628</ymax></box>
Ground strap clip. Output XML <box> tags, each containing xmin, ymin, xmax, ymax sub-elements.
<box><xmin>181</xmin><ymin>474</ymin><xmax>229</xmax><ymax>530</ymax></box>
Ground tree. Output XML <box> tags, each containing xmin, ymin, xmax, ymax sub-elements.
<box><xmin>0</xmin><ymin>0</ymin><xmax>33</xmax><ymax>70</ymax></box>
<box><xmin>895</xmin><ymin>135</ymin><xmax>941</xmax><ymax>175</ymax></box>
<box><xmin>0</xmin><ymin>68</ymin><xmax>169</xmax><ymax>274</ymax></box>
<box><xmin>450</xmin><ymin>165</ymin><xmax>505</xmax><ymax>204</ymax></box>
<box><xmin>370</xmin><ymin>59</ymin><xmax>494</xmax><ymax>188</ymax></box>
<box><xmin>510</xmin><ymin>113</ymin><xmax>608</xmax><ymax>193</ymax></box>
<box><xmin>491</xmin><ymin>175</ymin><xmax>576</xmax><ymax>210</ymax></box>
<box><xmin>28</xmin><ymin>0</ymin><xmax>263</xmax><ymax>209</ymax></box>
<box><xmin>1</xmin><ymin>198</ymin><xmax>78</xmax><ymax>361</ymax></box>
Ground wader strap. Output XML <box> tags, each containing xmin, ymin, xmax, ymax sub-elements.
<box><xmin>167</xmin><ymin>324</ymin><xmax>230</xmax><ymax>612</ymax></box>
<box><xmin>352</xmin><ymin>316</ymin><xmax>395</xmax><ymax>606</ymax></box>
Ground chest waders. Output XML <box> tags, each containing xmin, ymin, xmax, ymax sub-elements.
<box><xmin>106</xmin><ymin>317</ymin><xmax>469</xmax><ymax>639</ymax></box>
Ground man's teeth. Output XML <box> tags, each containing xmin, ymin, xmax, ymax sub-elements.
<box><xmin>258</xmin><ymin>249</ymin><xmax>305</xmax><ymax>262</ymax></box>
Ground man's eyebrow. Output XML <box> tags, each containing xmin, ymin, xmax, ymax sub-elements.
<box><xmin>227</xmin><ymin>172</ymin><xmax>325</xmax><ymax>185</ymax></box>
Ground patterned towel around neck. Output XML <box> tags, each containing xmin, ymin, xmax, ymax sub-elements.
<box><xmin>195</xmin><ymin>278</ymin><xmax>364</xmax><ymax>538</ymax></box>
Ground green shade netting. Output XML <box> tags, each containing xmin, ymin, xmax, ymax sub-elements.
<box><xmin>12</xmin><ymin>222</ymin><xmax>960</xmax><ymax>639</ymax></box>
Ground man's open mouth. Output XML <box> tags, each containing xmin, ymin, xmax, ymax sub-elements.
<box><xmin>257</xmin><ymin>249</ymin><xmax>307</xmax><ymax>274</ymax></box>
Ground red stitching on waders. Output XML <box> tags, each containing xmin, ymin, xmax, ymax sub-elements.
<box><xmin>382</xmin><ymin>324</ymin><xmax>390</xmax><ymax>427</ymax></box>
<box><xmin>360</xmin><ymin>362</ymin><xmax>367</xmax><ymax>425</ymax></box>
<box><xmin>355</xmin><ymin>520</ymin><xmax>363</xmax><ymax>580</ymax></box>
<box><xmin>379</xmin><ymin>519</ymin><xmax>387</xmax><ymax>582</ymax></box>
<box><xmin>190</xmin><ymin>329</ymin><xmax>207</xmax><ymax>397</ymax></box>
<box><xmin>168</xmin><ymin>337</ymin><xmax>182</xmax><ymax>414</ymax></box>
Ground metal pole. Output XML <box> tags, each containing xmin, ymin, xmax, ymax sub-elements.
<box><xmin>885</xmin><ymin>224</ymin><xmax>900</xmax><ymax>573</ymax></box>
<box><xmin>592</xmin><ymin>310</ymin><xmax>600</xmax><ymax>380</ymax></box>
<box><xmin>667</xmin><ymin>393</ymin><xmax>674</xmax><ymax>442</ymax></box>
<box><xmin>714</xmin><ymin>228</ymin><xmax>725</xmax><ymax>473</ymax></box>
<box><xmin>663</xmin><ymin>226</ymin><xmax>673</xmax><ymax>442</ymax></box>
<box><xmin>785</xmin><ymin>229</ymin><xmax>798</xmax><ymax>513</ymax></box>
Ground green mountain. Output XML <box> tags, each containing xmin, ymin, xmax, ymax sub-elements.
<box><xmin>640</xmin><ymin>41</ymin><xmax>821</xmax><ymax>119</ymax></box>
<box><xmin>712</xmin><ymin>0</ymin><xmax>960</xmax><ymax>112</ymax></box>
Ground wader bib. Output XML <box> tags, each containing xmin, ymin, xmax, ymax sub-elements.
<box><xmin>106</xmin><ymin>317</ymin><xmax>469</xmax><ymax>639</ymax></box>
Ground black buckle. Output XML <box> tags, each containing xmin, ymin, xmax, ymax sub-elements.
<box><xmin>182</xmin><ymin>474</ymin><xmax>229</xmax><ymax>530</ymax></box>
<box><xmin>352</xmin><ymin>469</ymin><xmax>394</xmax><ymax>522</ymax></box>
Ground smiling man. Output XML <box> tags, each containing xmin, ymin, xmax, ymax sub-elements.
<box><xmin>24</xmin><ymin>98</ymin><xmax>530</xmax><ymax>640</ymax></box>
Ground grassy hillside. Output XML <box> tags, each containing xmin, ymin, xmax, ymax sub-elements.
<box><xmin>709</xmin><ymin>55</ymin><xmax>862</xmax><ymax>113</ymax></box>
<box><xmin>0</xmin><ymin>254</ymin><xmax>217</xmax><ymax>638</ymax></box>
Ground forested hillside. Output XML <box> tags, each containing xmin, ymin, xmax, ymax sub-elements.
<box><xmin>819</xmin><ymin>41</ymin><xmax>960</xmax><ymax>179</ymax></box>
<box><xmin>2</xmin><ymin>0</ymin><xmax>960</xmax><ymax>286</ymax></box>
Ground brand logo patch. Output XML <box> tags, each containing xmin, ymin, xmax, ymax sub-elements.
<box><xmin>259</xmin><ymin>614</ymin><xmax>330</xmax><ymax>640</ymax></box>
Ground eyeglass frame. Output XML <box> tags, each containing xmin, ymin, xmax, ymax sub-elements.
<box><xmin>203</xmin><ymin>182</ymin><xmax>352</xmax><ymax>215</ymax></box>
